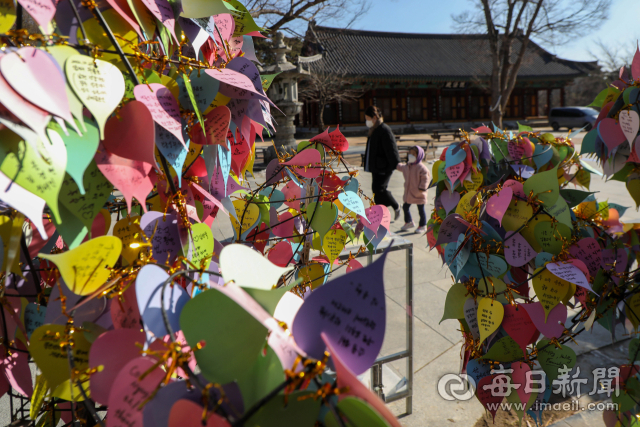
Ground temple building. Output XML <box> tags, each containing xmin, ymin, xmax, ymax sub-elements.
<box><xmin>298</xmin><ymin>24</ymin><xmax>598</xmax><ymax>129</ymax></box>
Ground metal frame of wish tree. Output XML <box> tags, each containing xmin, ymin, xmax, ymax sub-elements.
<box><xmin>338</xmin><ymin>234</ymin><xmax>414</xmax><ymax>416</ymax></box>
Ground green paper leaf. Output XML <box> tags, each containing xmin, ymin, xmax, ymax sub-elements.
<box><xmin>81</xmin><ymin>321</ymin><xmax>107</xmax><ymax>343</ymax></box>
<box><xmin>588</xmin><ymin>88</ymin><xmax>609</xmax><ymax>108</ymax></box>
<box><xmin>182</xmin><ymin>73</ymin><xmax>206</xmax><ymax>138</ymax></box>
<box><xmin>246</xmin><ymin>391</ymin><xmax>321</xmax><ymax>427</ymax></box>
<box><xmin>546</xmin><ymin>196</ymin><xmax>572</xmax><ymax>229</ymax></box>
<box><xmin>523</xmin><ymin>165</ymin><xmax>559</xmax><ymax>205</ymax></box>
<box><xmin>180</xmin><ymin>0</ymin><xmax>233</xmax><ymax>19</ymax></box>
<box><xmin>52</xmin><ymin>201</ymin><xmax>88</xmax><ymax>248</ymax></box>
<box><xmin>613</xmin><ymin>376</ymin><xmax>640</xmax><ymax>413</ymax></box>
<box><xmin>58</xmin><ymin>161</ymin><xmax>113</xmax><ymax>233</ymax></box>
<box><xmin>123</xmin><ymin>74</ymin><xmax>136</xmax><ymax>99</ymax></box>
<box><xmin>339</xmin><ymin>219</ymin><xmax>356</xmax><ymax>243</ymax></box>
<box><xmin>48</xmin><ymin>120</ymin><xmax>99</xmax><ymax>195</ymax></box>
<box><xmin>180</xmin><ymin>288</ymin><xmax>272</xmax><ymax>406</ymax></box>
<box><xmin>260</xmin><ymin>73</ymin><xmax>280</xmax><ymax>92</ymax></box>
<box><xmin>628</xmin><ymin>178</ymin><xmax>640</xmax><ymax>209</ymax></box>
<box><xmin>225</xmin><ymin>0</ymin><xmax>262</xmax><ymax>36</ymax></box>
<box><xmin>481</xmin><ymin>336</ymin><xmax>523</xmax><ymax>362</ymax></box>
<box><xmin>611</xmin><ymin>163</ymin><xmax>634</xmax><ymax>182</ymax></box>
<box><xmin>0</xmin><ymin>129</ymin><xmax>67</xmax><ymax>223</ymax></box>
<box><xmin>239</xmin><ymin>345</ymin><xmax>285</xmax><ymax>409</ymax></box>
<box><xmin>536</xmin><ymin>340</ymin><xmax>576</xmax><ymax>382</ymax></box>
<box><xmin>306</xmin><ymin>201</ymin><xmax>338</xmax><ymax>244</ymax></box>
<box><xmin>534</xmin><ymin>221</ymin><xmax>571</xmax><ymax>255</ymax></box>
<box><xmin>242</xmin><ymin>281</ymin><xmax>295</xmax><ymax>316</ymax></box>
<box><xmin>592</xmin><ymin>269</ymin><xmax>607</xmax><ymax>294</ymax></box>
<box><xmin>440</xmin><ymin>283</ymin><xmax>468</xmax><ymax>323</ymax></box>
<box><xmin>127</xmin><ymin>0</ymin><xmax>156</xmax><ymax>39</ymax></box>
<box><xmin>189</xmin><ymin>223</ymin><xmax>214</xmax><ymax>270</ymax></box>
<box><xmin>580</xmin><ymin>129</ymin><xmax>598</xmax><ymax>155</ymax></box>
<box><xmin>324</xmin><ymin>397</ymin><xmax>391</xmax><ymax>427</ymax></box>
<box><xmin>505</xmin><ymin>386</ymin><xmax>537</xmax><ymax>422</ymax></box>
<box><xmin>517</xmin><ymin>122</ymin><xmax>533</xmax><ymax>133</ymax></box>
<box><xmin>559</xmin><ymin>189</ymin><xmax>594</xmax><ymax>208</ymax></box>
<box><xmin>491</xmin><ymin>139</ymin><xmax>509</xmax><ymax>162</ymax></box>
<box><xmin>251</xmin><ymin>194</ymin><xmax>270</xmax><ymax>228</ymax></box>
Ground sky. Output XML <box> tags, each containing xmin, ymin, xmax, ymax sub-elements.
<box><xmin>339</xmin><ymin>0</ymin><xmax>640</xmax><ymax>64</ymax></box>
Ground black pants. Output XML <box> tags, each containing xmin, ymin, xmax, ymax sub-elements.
<box><xmin>403</xmin><ymin>203</ymin><xmax>426</xmax><ymax>226</ymax></box>
<box><xmin>371</xmin><ymin>172</ymin><xmax>399</xmax><ymax>211</ymax></box>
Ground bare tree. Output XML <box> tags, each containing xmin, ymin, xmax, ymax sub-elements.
<box><xmin>566</xmin><ymin>39</ymin><xmax>635</xmax><ymax>107</ymax></box>
<box><xmin>453</xmin><ymin>0</ymin><xmax>611</xmax><ymax>128</ymax></box>
<box><xmin>589</xmin><ymin>39</ymin><xmax>635</xmax><ymax>77</ymax></box>
<box><xmin>298</xmin><ymin>66</ymin><xmax>366</xmax><ymax>132</ymax></box>
<box><xmin>245</xmin><ymin>0</ymin><xmax>370</xmax><ymax>34</ymax></box>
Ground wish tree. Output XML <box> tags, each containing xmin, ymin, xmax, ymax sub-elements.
<box><xmin>431</xmin><ymin>125</ymin><xmax>640</xmax><ymax>424</ymax></box>
<box><xmin>0</xmin><ymin>0</ymin><xmax>402</xmax><ymax>425</ymax></box>
<box><xmin>581</xmin><ymin>49</ymin><xmax>640</xmax><ymax>210</ymax></box>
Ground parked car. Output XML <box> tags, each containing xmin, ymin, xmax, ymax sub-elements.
<box><xmin>548</xmin><ymin>107</ymin><xmax>599</xmax><ymax>131</ymax></box>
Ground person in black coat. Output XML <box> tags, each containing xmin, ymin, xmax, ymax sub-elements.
<box><xmin>362</xmin><ymin>106</ymin><xmax>401</xmax><ymax>220</ymax></box>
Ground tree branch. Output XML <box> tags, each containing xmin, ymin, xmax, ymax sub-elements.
<box><xmin>502</xmin><ymin>0</ymin><xmax>544</xmax><ymax>110</ymax></box>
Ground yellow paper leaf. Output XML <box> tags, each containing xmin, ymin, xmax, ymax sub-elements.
<box><xmin>81</xmin><ymin>10</ymin><xmax>138</xmax><ymax>73</ymax></box>
<box><xmin>39</xmin><ymin>236</ymin><xmax>122</xmax><ymax>296</ymax></box>
<box><xmin>628</xmin><ymin>292</ymin><xmax>640</xmax><ymax>329</ymax></box>
<box><xmin>298</xmin><ymin>263</ymin><xmax>325</xmax><ymax>290</ymax></box>
<box><xmin>502</xmin><ymin>200</ymin><xmax>533</xmax><ymax>232</ymax></box>
<box><xmin>204</xmin><ymin>92</ymin><xmax>231</xmax><ymax>113</ymax></box>
<box><xmin>231</xmin><ymin>199</ymin><xmax>260</xmax><ymax>239</ymax></box>
<box><xmin>532</xmin><ymin>268</ymin><xmax>570</xmax><ymax>321</ymax></box>
<box><xmin>113</xmin><ymin>216</ymin><xmax>143</xmax><ymax>265</ymax></box>
<box><xmin>322</xmin><ymin>229</ymin><xmax>347</xmax><ymax>266</ymax></box>
<box><xmin>463</xmin><ymin>170</ymin><xmax>483</xmax><ymax>191</ymax></box>
<box><xmin>477</xmin><ymin>297</ymin><xmax>504</xmax><ymax>344</ymax></box>
<box><xmin>455</xmin><ymin>190</ymin><xmax>477</xmax><ymax>218</ymax></box>
<box><xmin>29</xmin><ymin>324</ymin><xmax>91</xmax><ymax>399</ymax></box>
<box><xmin>0</xmin><ymin>0</ymin><xmax>15</xmax><ymax>33</ymax></box>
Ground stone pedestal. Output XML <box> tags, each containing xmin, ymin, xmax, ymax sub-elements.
<box><xmin>263</xmin><ymin>32</ymin><xmax>320</xmax><ymax>164</ymax></box>
<box><xmin>273</xmin><ymin>100</ymin><xmax>302</xmax><ymax>147</ymax></box>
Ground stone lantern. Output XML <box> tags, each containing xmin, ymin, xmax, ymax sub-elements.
<box><xmin>263</xmin><ymin>32</ymin><xmax>321</xmax><ymax>163</ymax></box>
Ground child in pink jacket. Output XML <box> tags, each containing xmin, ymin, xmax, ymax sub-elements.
<box><xmin>397</xmin><ymin>146</ymin><xmax>431</xmax><ymax>233</ymax></box>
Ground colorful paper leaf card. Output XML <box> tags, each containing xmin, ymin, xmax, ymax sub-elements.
<box><xmin>292</xmin><ymin>250</ymin><xmax>388</xmax><ymax>375</ymax></box>
<box><xmin>220</xmin><ymin>243</ymin><xmax>292</xmax><ymax>290</ymax></box>
<box><xmin>40</xmin><ymin>236</ymin><xmax>122</xmax><ymax>296</ymax></box>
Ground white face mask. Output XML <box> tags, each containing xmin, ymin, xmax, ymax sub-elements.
<box><xmin>365</xmin><ymin>120</ymin><xmax>374</xmax><ymax>128</ymax></box>
<box><xmin>408</xmin><ymin>154</ymin><xmax>416</xmax><ymax>163</ymax></box>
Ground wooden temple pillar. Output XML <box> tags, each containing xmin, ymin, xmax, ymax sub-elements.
<box><xmin>545</xmin><ymin>89</ymin><xmax>551</xmax><ymax>117</ymax></box>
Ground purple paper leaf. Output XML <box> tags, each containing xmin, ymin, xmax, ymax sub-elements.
<box><xmin>435</xmin><ymin>214</ymin><xmax>468</xmax><ymax>247</ymax></box>
<box><xmin>546</xmin><ymin>262</ymin><xmax>596</xmax><ymax>294</ymax></box>
<box><xmin>136</xmin><ymin>264</ymin><xmax>190</xmax><ymax>338</ymax></box>
<box><xmin>568</xmin><ymin>238</ymin><xmax>601</xmax><ymax>277</ymax></box>
<box><xmin>440</xmin><ymin>191</ymin><xmax>460</xmax><ymax>213</ymax></box>
<box><xmin>503</xmin><ymin>232</ymin><xmax>537</xmax><ymax>268</ymax></box>
<box><xmin>140</xmin><ymin>211</ymin><xmax>182</xmax><ymax>264</ymax></box>
<box><xmin>291</xmin><ymin>249</ymin><xmax>388</xmax><ymax>375</ymax></box>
